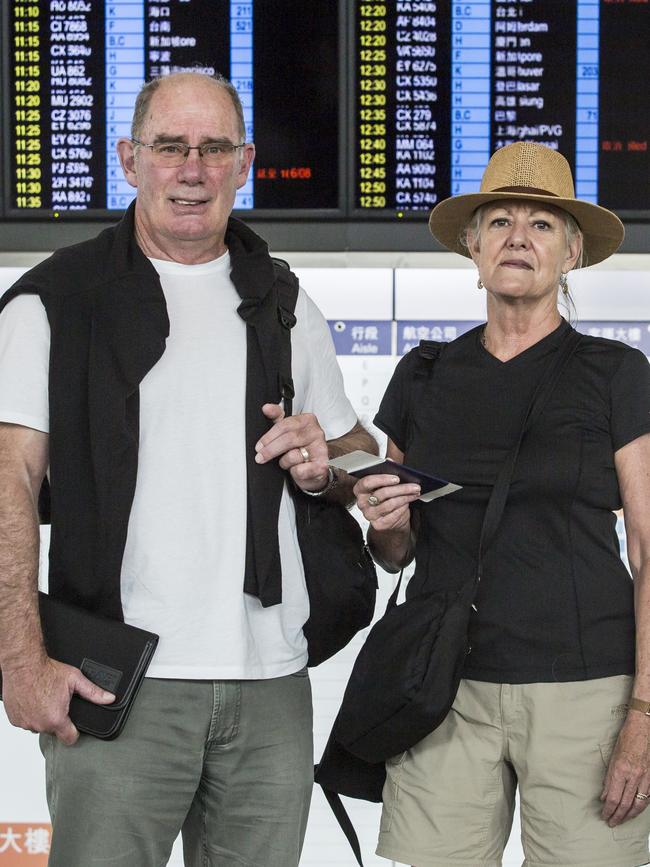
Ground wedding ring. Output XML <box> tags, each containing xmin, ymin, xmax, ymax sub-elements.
<box><xmin>635</xmin><ymin>792</ymin><xmax>649</xmax><ymax>801</ymax></box>
<box><xmin>368</xmin><ymin>495</ymin><xmax>379</xmax><ymax>507</ymax></box>
<box><xmin>299</xmin><ymin>447</ymin><xmax>310</xmax><ymax>463</ymax></box>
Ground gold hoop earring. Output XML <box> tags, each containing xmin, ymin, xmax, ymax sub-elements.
<box><xmin>560</xmin><ymin>272</ymin><xmax>569</xmax><ymax>295</ymax></box>
<box><xmin>477</xmin><ymin>278</ymin><xmax>484</xmax><ymax>290</ymax></box>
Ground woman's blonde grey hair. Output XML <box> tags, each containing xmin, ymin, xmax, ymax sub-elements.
<box><xmin>130</xmin><ymin>71</ymin><xmax>246</xmax><ymax>142</ymax></box>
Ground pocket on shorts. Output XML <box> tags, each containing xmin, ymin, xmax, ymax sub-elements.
<box><xmin>611</xmin><ymin>810</ymin><xmax>650</xmax><ymax>842</ymax></box>
<box><xmin>289</xmin><ymin>667</ymin><xmax>309</xmax><ymax>678</ymax></box>
<box><xmin>599</xmin><ymin>739</ymin><xmax>641</xmax><ymax>841</ymax></box>
<box><xmin>599</xmin><ymin>738</ymin><xmax>616</xmax><ymax>766</ymax></box>
<box><xmin>380</xmin><ymin>751</ymin><xmax>408</xmax><ymax>833</ymax></box>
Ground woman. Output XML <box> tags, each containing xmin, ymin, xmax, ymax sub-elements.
<box><xmin>355</xmin><ymin>142</ymin><xmax>650</xmax><ymax>867</ymax></box>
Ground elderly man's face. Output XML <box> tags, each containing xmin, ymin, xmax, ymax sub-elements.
<box><xmin>118</xmin><ymin>75</ymin><xmax>254</xmax><ymax>264</ymax></box>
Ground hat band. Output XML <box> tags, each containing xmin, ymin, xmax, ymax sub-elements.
<box><xmin>491</xmin><ymin>186</ymin><xmax>561</xmax><ymax>197</ymax></box>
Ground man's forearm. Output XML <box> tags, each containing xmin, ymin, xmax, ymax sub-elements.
<box><xmin>327</xmin><ymin>421</ymin><xmax>378</xmax><ymax>460</ymax></box>
<box><xmin>326</xmin><ymin>421</ymin><xmax>378</xmax><ymax>506</ymax></box>
<box><xmin>0</xmin><ymin>474</ymin><xmax>46</xmax><ymax>674</ymax></box>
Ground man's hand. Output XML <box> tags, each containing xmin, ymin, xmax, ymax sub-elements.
<box><xmin>601</xmin><ymin>713</ymin><xmax>650</xmax><ymax>826</ymax></box>
<box><xmin>255</xmin><ymin>403</ymin><xmax>330</xmax><ymax>492</ymax></box>
<box><xmin>3</xmin><ymin>657</ymin><xmax>115</xmax><ymax>745</ymax></box>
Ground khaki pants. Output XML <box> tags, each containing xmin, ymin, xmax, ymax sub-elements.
<box><xmin>377</xmin><ymin>676</ymin><xmax>650</xmax><ymax>867</ymax></box>
<box><xmin>41</xmin><ymin>672</ymin><xmax>313</xmax><ymax>867</ymax></box>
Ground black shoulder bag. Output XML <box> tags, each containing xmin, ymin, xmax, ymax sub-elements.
<box><xmin>275</xmin><ymin>262</ymin><xmax>377</xmax><ymax>667</ymax></box>
<box><xmin>315</xmin><ymin>326</ymin><xmax>582</xmax><ymax>865</ymax></box>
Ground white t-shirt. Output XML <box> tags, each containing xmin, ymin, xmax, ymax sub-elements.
<box><xmin>0</xmin><ymin>253</ymin><xmax>357</xmax><ymax>679</ymax></box>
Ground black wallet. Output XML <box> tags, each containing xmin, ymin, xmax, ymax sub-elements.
<box><xmin>0</xmin><ymin>592</ymin><xmax>159</xmax><ymax>740</ymax></box>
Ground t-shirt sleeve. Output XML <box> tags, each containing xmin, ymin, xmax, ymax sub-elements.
<box><xmin>0</xmin><ymin>293</ymin><xmax>50</xmax><ymax>433</ymax></box>
<box><xmin>373</xmin><ymin>351</ymin><xmax>415</xmax><ymax>452</ymax></box>
<box><xmin>292</xmin><ymin>288</ymin><xmax>358</xmax><ymax>440</ymax></box>
<box><xmin>610</xmin><ymin>346</ymin><xmax>650</xmax><ymax>452</ymax></box>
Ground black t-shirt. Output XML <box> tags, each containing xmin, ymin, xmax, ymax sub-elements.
<box><xmin>374</xmin><ymin>321</ymin><xmax>650</xmax><ymax>683</ymax></box>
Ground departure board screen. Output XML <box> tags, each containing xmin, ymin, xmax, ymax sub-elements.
<box><xmin>352</xmin><ymin>0</ymin><xmax>650</xmax><ymax>217</ymax></box>
<box><xmin>6</xmin><ymin>0</ymin><xmax>340</xmax><ymax>215</ymax></box>
<box><xmin>3</xmin><ymin>0</ymin><xmax>650</xmax><ymax>222</ymax></box>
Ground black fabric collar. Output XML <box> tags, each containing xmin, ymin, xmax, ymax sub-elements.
<box><xmin>227</xmin><ymin>217</ymin><xmax>292</xmax><ymax>607</ymax></box>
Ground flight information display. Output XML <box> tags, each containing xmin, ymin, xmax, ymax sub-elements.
<box><xmin>6</xmin><ymin>0</ymin><xmax>340</xmax><ymax>215</ymax></box>
<box><xmin>353</xmin><ymin>0</ymin><xmax>650</xmax><ymax>216</ymax></box>
<box><xmin>3</xmin><ymin>0</ymin><xmax>649</xmax><ymax>221</ymax></box>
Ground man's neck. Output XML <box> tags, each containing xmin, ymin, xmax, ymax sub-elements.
<box><xmin>134</xmin><ymin>218</ymin><xmax>228</xmax><ymax>265</ymax></box>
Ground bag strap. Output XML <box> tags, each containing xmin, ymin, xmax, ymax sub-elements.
<box><xmin>476</xmin><ymin>325</ymin><xmax>582</xmax><ymax>573</ymax></box>
<box><xmin>320</xmin><ymin>786</ymin><xmax>365</xmax><ymax>867</ymax></box>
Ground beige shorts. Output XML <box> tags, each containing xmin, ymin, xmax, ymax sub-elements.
<box><xmin>377</xmin><ymin>676</ymin><xmax>650</xmax><ymax>867</ymax></box>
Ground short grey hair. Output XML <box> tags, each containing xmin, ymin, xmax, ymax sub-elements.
<box><xmin>130</xmin><ymin>70</ymin><xmax>246</xmax><ymax>142</ymax></box>
<box><xmin>461</xmin><ymin>202</ymin><xmax>585</xmax><ymax>269</ymax></box>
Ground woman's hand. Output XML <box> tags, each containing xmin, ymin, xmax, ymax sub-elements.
<box><xmin>354</xmin><ymin>473</ymin><xmax>421</xmax><ymax>533</ymax></box>
<box><xmin>358</xmin><ymin>439</ymin><xmax>421</xmax><ymax>572</ymax></box>
<box><xmin>601</xmin><ymin>712</ymin><xmax>650</xmax><ymax>826</ymax></box>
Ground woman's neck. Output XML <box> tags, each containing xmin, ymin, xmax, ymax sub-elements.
<box><xmin>482</xmin><ymin>301</ymin><xmax>562</xmax><ymax>362</ymax></box>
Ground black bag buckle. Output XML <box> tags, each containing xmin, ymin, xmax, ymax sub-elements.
<box><xmin>280</xmin><ymin>377</ymin><xmax>295</xmax><ymax>401</ymax></box>
<box><xmin>418</xmin><ymin>339</ymin><xmax>442</xmax><ymax>360</ymax></box>
<box><xmin>278</xmin><ymin>306</ymin><xmax>297</xmax><ymax>330</ymax></box>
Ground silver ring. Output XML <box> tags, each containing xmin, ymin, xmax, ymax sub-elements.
<box><xmin>367</xmin><ymin>495</ymin><xmax>379</xmax><ymax>507</ymax></box>
<box><xmin>299</xmin><ymin>447</ymin><xmax>310</xmax><ymax>463</ymax></box>
<box><xmin>636</xmin><ymin>792</ymin><xmax>650</xmax><ymax>801</ymax></box>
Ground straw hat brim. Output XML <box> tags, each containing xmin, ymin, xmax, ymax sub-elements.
<box><xmin>428</xmin><ymin>191</ymin><xmax>624</xmax><ymax>267</ymax></box>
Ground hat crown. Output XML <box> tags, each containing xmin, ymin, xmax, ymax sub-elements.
<box><xmin>480</xmin><ymin>142</ymin><xmax>575</xmax><ymax>200</ymax></box>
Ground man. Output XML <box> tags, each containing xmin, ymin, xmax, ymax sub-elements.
<box><xmin>0</xmin><ymin>72</ymin><xmax>376</xmax><ymax>866</ymax></box>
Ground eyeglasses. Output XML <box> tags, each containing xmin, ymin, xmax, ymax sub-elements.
<box><xmin>131</xmin><ymin>138</ymin><xmax>246</xmax><ymax>167</ymax></box>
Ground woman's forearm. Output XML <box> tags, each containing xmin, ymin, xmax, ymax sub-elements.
<box><xmin>367</xmin><ymin>522</ymin><xmax>416</xmax><ymax>574</ymax></box>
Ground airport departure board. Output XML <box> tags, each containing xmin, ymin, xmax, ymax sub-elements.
<box><xmin>3</xmin><ymin>0</ymin><xmax>650</xmax><ymax>220</ymax></box>
<box><xmin>353</xmin><ymin>0</ymin><xmax>650</xmax><ymax>215</ymax></box>
<box><xmin>6</xmin><ymin>0</ymin><xmax>340</xmax><ymax>215</ymax></box>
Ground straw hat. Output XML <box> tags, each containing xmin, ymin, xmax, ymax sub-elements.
<box><xmin>428</xmin><ymin>142</ymin><xmax>624</xmax><ymax>266</ymax></box>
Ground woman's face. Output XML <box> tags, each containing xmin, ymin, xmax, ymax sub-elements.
<box><xmin>467</xmin><ymin>200</ymin><xmax>581</xmax><ymax>304</ymax></box>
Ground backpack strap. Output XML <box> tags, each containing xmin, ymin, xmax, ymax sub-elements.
<box><xmin>403</xmin><ymin>338</ymin><xmax>445</xmax><ymax>462</ymax></box>
<box><xmin>317</xmin><ymin>339</ymin><xmax>445</xmax><ymax>865</ymax></box>
<box><xmin>319</xmin><ymin>786</ymin><xmax>365</xmax><ymax>867</ymax></box>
